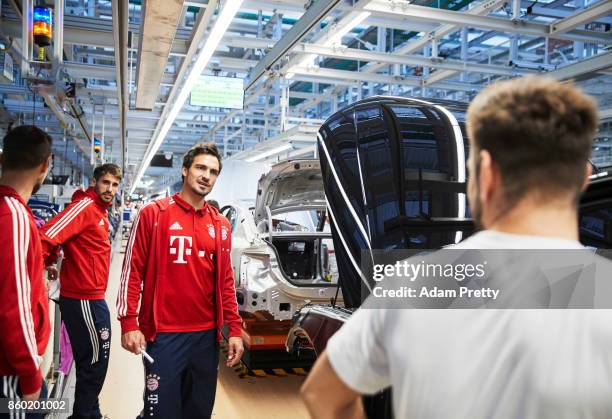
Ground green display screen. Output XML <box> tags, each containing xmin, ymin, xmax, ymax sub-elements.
<box><xmin>190</xmin><ymin>76</ymin><xmax>244</xmax><ymax>109</ymax></box>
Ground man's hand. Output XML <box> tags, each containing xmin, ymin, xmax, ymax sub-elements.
<box><xmin>46</xmin><ymin>266</ymin><xmax>58</xmax><ymax>281</ymax></box>
<box><xmin>121</xmin><ymin>330</ymin><xmax>146</xmax><ymax>355</ymax></box>
<box><xmin>226</xmin><ymin>336</ymin><xmax>244</xmax><ymax>367</ymax></box>
<box><xmin>22</xmin><ymin>388</ymin><xmax>41</xmax><ymax>402</ymax></box>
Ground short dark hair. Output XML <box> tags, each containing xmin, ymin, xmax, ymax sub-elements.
<box><xmin>1</xmin><ymin>125</ymin><xmax>53</xmax><ymax>171</ymax></box>
<box><xmin>467</xmin><ymin>76</ymin><xmax>598</xmax><ymax>205</ymax></box>
<box><xmin>93</xmin><ymin>163</ymin><xmax>122</xmax><ymax>181</ymax></box>
<box><xmin>182</xmin><ymin>142</ymin><xmax>222</xmax><ymax>182</ymax></box>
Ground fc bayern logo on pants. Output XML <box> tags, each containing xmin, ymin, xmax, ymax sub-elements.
<box><xmin>146</xmin><ymin>374</ymin><xmax>160</xmax><ymax>391</ymax></box>
<box><xmin>100</xmin><ymin>328</ymin><xmax>110</xmax><ymax>341</ymax></box>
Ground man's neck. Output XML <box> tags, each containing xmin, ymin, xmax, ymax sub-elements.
<box><xmin>0</xmin><ymin>173</ymin><xmax>36</xmax><ymax>202</ymax></box>
<box><xmin>487</xmin><ymin>198</ymin><xmax>579</xmax><ymax>241</ymax></box>
<box><xmin>178</xmin><ymin>188</ymin><xmax>206</xmax><ymax>210</ymax></box>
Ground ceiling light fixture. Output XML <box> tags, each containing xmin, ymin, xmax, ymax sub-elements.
<box><xmin>130</xmin><ymin>0</ymin><xmax>244</xmax><ymax>193</ymax></box>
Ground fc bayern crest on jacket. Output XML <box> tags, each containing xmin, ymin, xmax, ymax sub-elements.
<box><xmin>207</xmin><ymin>224</ymin><xmax>215</xmax><ymax>239</ymax></box>
<box><xmin>221</xmin><ymin>226</ymin><xmax>228</xmax><ymax>241</ymax></box>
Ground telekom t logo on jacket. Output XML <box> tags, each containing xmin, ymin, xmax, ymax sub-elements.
<box><xmin>169</xmin><ymin>235</ymin><xmax>193</xmax><ymax>264</ymax></box>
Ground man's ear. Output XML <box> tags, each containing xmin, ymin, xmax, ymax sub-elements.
<box><xmin>40</xmin><ymin>156</ymin><xmax>50</xmax><ymax>175</ymax></box>
<box><xmin>478</xmin><ymin>150</ymin><xmax>495</xmax><ymax>205</ymax></box>
<box><xmin>581</xmin><ymin>162</ymin><xmax>593</xmax><ymax>192</ymax></box>
<box><xmin>182</xmin><ymin>166</ymin><xmax>188</xmax><ymax>179</ymax></box>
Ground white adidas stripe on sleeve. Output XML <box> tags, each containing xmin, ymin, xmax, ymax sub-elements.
<box><xmin>46</xmin><ymin>198</ymin><xmax>93</xmax><ymax>239</ymax></box>
<box><xmin>5</xmin><ymin>197</ymin><xmax>40</xmax><ymax>369</ymax></box>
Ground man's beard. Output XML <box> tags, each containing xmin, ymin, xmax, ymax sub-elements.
<box><xmin>32</xmin><ymin>182</ymin><xmax>42</xmax><ymax>195</ymax></box>
<box><xmin>190</xmin><ymin>182</ymin><xmax>209</xmax><ymax>198</ymax></box>
<box><xmin>94</xmin><ymin>186</ymin><xmax>113</xmax><ymax>203</ymax></box>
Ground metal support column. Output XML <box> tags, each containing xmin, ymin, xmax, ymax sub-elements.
<box><xmin>280</xmin><ymin>78</ymin><xmax>288</xmax><ymax>132</ymax></box>
<box><xmin>460</xmin><ymin>28</ymin><xmax>468</xmax><ymax>83</ymax></box>
<box><xmin>90</xmin><ymin>106</ymin><xmax>96</xmax><ymax>165</ymax></box>
<box><xmin>423</xmin><ymin>44</ymin><xmax>431</xmax><ymax>98</ymax></box>
<box><xmin>224</xmin><ymin>125</ymin><xmax>228</xmax><ymax>157</ymax></box>
<box><xmin>573</xmin><ymin>0</ymin><xmax>585</xmax><ymax>60</ymax></box>
<box><xmin>242</xmin><ymin>110</ymin><xmax>246</xmax><ymax>150</ymax></box>
<box><xmin>53</xmin><ymin>0</ymin><xmax>64</xmax><ymax>65</ymax></box>
<box><xmin>510</xmin><ymin>0</ymin><xmax>520</xmax><ymax>64</ymax></box>
<box><xmin>21</xmin><ymin>0</ymin><xmax>33</xmax><ymax>75</ymax></box>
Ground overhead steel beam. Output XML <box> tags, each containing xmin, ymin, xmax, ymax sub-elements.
<box><xmin>521</xmin><ymin>1</ymin><xmax>612</xmax><ymax>24</ymax></box>
<box><xmin>292</xmin><ymin>0</ymin><xmax>507</xmax><ymax>114</ymax></box>
<box><xmin>243</xmin><ymin>0</ymin><xmax>307</xmax><ymax>13</ymax></box>
<box><xmin>550</xmin><ymin>0</ymin><xmax>612</xmax><ymax>35</ymax></box>
<box><xmin>64</xmin><ymin>62</ymin><xmax>178</xmax><ymax>84</ymax></box>
<box><xmin>423</xmin><ymin>69</ymin><xmax>457</xmax><ymax>86</ymax></box>
<box><xmin>0</xmin><ymin>16</ymin><xmax>191</xmax><ymax>54</ymax></box>
<box><xmin>547</xmin><ymin>51</ymin><xmax>612</xmax><ymax>80</ymax></box>
<box><xmin>215</xmin><ymin>0</ymin><xmax>371</xmax><ymax>139</ymax></box>
<box><xmin>112</xmin><ymin>0</ymin><xmax>129</xmax><ymax>170</ymax></box>
<box><xmin>599</xmin><ymin>107</ymin><xmax>612</xmax><ymax>120</ymax></box>
<box><xmin>135</xmin><ymin>0</ymin><xmax>185</xmax><ymax>110</ymax></box>
<box><xmin>227</xmin><ymin>124</ymin><xmax>319</xmax><ymax>161</ymax></box>
<box><xmin>298</xmin><ymin>43</ymin><xmax>534</xmax><ymax>77</ymax></box>
<box><xmin>367</xmin><ymin>0</ymin><xmax>507</xmax><ymax>73</ymax></box>
<box><xmin>364</xmin><ymin>1</ymin><xmax>612</xmax><ymax>44</ymax></box>
<box><xmin>222</xmin><ymin>35</ymin><xmax>275</xmax><ymax>49</ymax></box>
<box><xmin>245</xmin><ymin>0</ymin><xmax>343</xmax><ymax>91</ymax></box>
<box><xmin>290</xmin><ymin>66</ymin><xmax>478</xmax><ymax>92</ymax></box>
<box><xmin>364</xmin><ymin>15</ymin><xmax>438</xmax><ymax>33</ymax></box>
<box><xmin>296</xmin><ymin>85</ymin><xmax>343</xmax><ymax>113</ymax></box>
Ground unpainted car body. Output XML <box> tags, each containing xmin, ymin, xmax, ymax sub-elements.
<box><xmin>222</xmin><ymin>159</ymin><xmax>342</xmax><ymax>321</ymax></box>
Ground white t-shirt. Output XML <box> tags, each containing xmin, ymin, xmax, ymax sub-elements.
<box><xmin>327</xmin><ymin>230</ymin><xmax>612</xmax><ymax>419</ymax></box>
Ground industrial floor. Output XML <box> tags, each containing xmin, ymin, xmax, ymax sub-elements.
<box><xmin>86</xmin><ymin>240</ymin><xmax>311</xmax><ymax>418</ymax></box>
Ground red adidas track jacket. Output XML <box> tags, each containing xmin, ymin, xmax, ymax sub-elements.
<box><xmin>0</xmin><ymin>186</ymin><xmax>50</xmax><ymax>394</ymax></box>
<box><xmin>116</xmin><ymin>195</ymin><xmax>242</xmax><ymax>342</ymax></box>
<box><xmin>40</xmin><ymin>188</ymin><xmax>112</xmax><ymax>300</ymax></box>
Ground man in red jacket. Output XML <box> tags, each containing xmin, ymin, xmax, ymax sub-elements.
<box><xmin>118</xmin><ymin>142</ymin><xmax>243</xmax><ymax>418</ymax></box>
<box><xmin>0</xmin><ymin>125</ymin><xmax>52</xmax><ymax>418</ymax></box>
<box><xmin>40</xmin><ymin>163</ymin><xmax>121</xmax><ymax>419</ymax></box>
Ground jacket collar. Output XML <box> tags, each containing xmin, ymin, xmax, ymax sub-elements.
<box><xmin>173</xmin><ymin>192</ymin><xmax>210</xmax><ymax>216</ymax></box>
<box><xmin>85</xmin><ymin>187</ymin><xmax>112</xmax><ymax>209</ymax></box>
<box><xmin>0</xmin><ymin>185</ymin><xmax>35</xmax><ymax>217</ymax></box>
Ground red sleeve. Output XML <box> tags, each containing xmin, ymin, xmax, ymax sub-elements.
<box><xmin>0</xmin><ymin>205</ymin><xmax>43</xmax><ymax>395</ymax></box>
<box><xmin>117</xmin><ymin>204</ymin><xmax>154</xmax><ymax>334</ymax></box>
<box><xmin>39</xmin><ymin>197</ymin><xmax>95</xmax><ymax>264</ymax></box>
<box><xmin>221</xmin><ymin>225</ymin><xmax>242</xmax><ymax>337</ymax></box>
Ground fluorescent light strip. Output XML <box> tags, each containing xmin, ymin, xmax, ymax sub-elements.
<box><xmin>131</xmin><ymin>0</ymin><xmax>244</xmax><ymax>193</ymax></box>
<box><xmin>244</xmin><ymin>144</ymin><xmax>293</xmax><ymax>162</ymax></box>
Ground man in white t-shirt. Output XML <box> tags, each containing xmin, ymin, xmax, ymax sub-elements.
<box><xmin>300</xmin><ymin>76</ymin><xmax>609</xmax><ymax>419</ymax></box>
